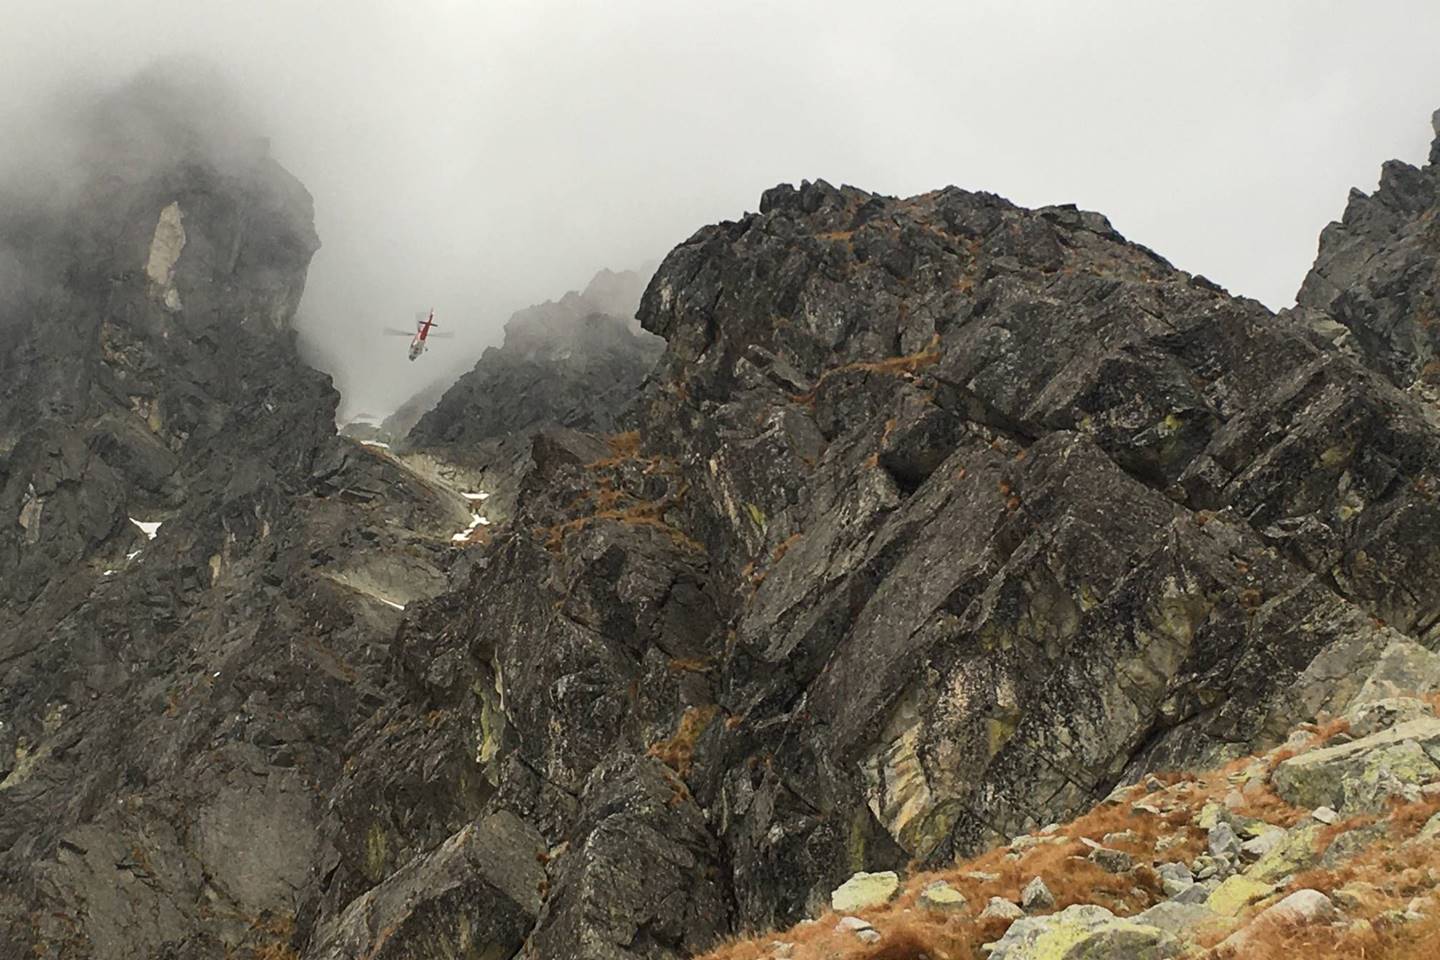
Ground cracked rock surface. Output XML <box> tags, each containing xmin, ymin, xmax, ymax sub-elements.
<box><xmin>6</xmin><ymin>68</ymin><xmax>1440</xmax><ymax>960</ymax></box>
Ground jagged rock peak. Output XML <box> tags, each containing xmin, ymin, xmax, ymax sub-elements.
<box><xmin>0</xmin><ymin>63</ymin><xmax>470</xmax><ymax>960</ymax></box>
<box><xmin>498</xmin><ymin>266</ymin><xmax>653</xmax><ymax>358</ymax></box>
<box><xmin>313</xmin><ymin>112</ymin><xmax>1440</xmax><ymax>959</ymax></box>
<box><xmin>397</xmin><ymin>266</ymin><xmax>661</xmax><ymax>523</ymax></box>
<box><xmin>1294</xmin><ymin>107</ymin><xmax>1440</xmax><ymax>393</ymax></box>
<box><xmin>406</xmin><ymin>267</ymin><xmax>661</xmax><ymax>451</ymax></box>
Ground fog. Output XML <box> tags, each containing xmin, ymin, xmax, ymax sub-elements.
<box><xmin>4</xmin><ymin>2</ymin><xmax>1440</xmax><ymax>417</ymax></box>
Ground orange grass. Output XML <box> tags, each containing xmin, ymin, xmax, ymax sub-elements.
<box><xmin>696</xmin><ymin>715</ymin><xmax>1440</xmax><ymax>960</ymax></box>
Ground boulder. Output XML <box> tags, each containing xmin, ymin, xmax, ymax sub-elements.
<box><xmin>1021</xmin><ymin>876</ymin><xmax>1056</xmax><ymax>912</ymax></box>
<box><xmin>917</xmin><ymin>880</ymin><xmax>967</xmax><ymax>914</ymax></box>
<box><xmin>830</xmin><ymin>870</ymin><xmax>900</xmax><ymax>913</ymax></box>
<box><xmin>1239</xmin><ymin>826</ymin><xmax>1286</xmax><ymax>861</ymax></box>
<box><xmin>1130</xmin><ymin>900</ymin><xmax>1217</xmax><ymax>938</ymax></box>
<box><xmin>1216</xmin><ymin>889</ymin><xmax>1336</xmax><ymax>954</ymax></box>
<box><xmin>1244</xmin><ymin>824</ymin><xmax>1323</xmax><ymax>883</ymax></box>
<box><xmin>980</xmin><ymin>897</ymin><xmax>1025</xmax><ymax>921</ymax></box>
<box><xmin>307</xmin><ymin>812</ymin><xmax>546</xmax><ymax>960</ymax></box>
<box><xmin>1346</xmin><ymin>697</ymin><xmax>1434</xmax><ymax>737</ymax></box>
<box><xmin>835</xmin><ymin>915</ymin><xmax>881</xmax><ymax>944</ymax></box>
<box><xmin>1157</xmin><ymin>862</ymin><xmax>1194</xmax><ymax>897</ymax></box>
<box><xmin>1088</xmin><ymin>847</ymin><xmax>1134</xmax><ymax>874</ymax></box>
<box><xmin>1206</xmin><ymin>875</ymin><xmax>1277</xmax><ymax>917</ymax></box>
<box><xmin>985</xmin><ymin>904</ymin><xmax>1178</xmax><ymax>960</ymax></box>
<box><xmin>1271</xmin><ymin>718</ymin><xmax>1440</xmax><ymax>813</ymax></box>
<box><xmin>1208</xmin><ymin>821</ymin><xmax>1242</xmax><ymax>860</ymax></box>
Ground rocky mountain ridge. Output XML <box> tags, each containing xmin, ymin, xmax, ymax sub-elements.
<box><xmin>289</xmin><ymin>111</ymin><xmax>1440</xmax><ymax>960</ymax></box>
<box><xmin>5</xmin><ymin>72</ymin><xmax>1440</xmax><ymax>960</ymax></box>
<box><xmin>398</xmin><ymin>266</ymin><xmax>662</xmax><ymax>521</ymax></box>
<box><xmin>0</xmin><ymin>69</ymin><xmax>480</xmax><ymax>959</ymax></box>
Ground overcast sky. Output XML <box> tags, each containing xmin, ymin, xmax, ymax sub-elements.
<box><xmin>4</xmin><ymin>2</ymin><xmax>1439</xmax><ymax>417</ymax></box>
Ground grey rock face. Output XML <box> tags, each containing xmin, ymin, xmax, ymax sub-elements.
<box><xmin>0</xmin><ymin>68</ymin><xmax>468</xmax><ymax>959</ymax></box>
<box><xmin>521</xmin><ymin>758</ymin><xmax>732</xmax><ymax>960</ymax></box>
<box><xmin>11</xmin><ymin>82</ymin><xmax>1440</xmax><ymax>960</ymax></box>
<box><xmin>1294</xmin><ymin>114</ymin><xmax>1440</xmax><ymax>394</ymax></box>
<box><xmin>308</xmin><ymin>812</ymin><xmax>546</xmax><ymax>960</ymax></box>
<box><xmin>401</xmin><ymin>269</ymin><xmax>662</xmax><ymax>520</ymax></box>
<box><xmin>310</xmin><ymin>145</ymin><xmax>1440</xmax><ymax>955</ymax></box>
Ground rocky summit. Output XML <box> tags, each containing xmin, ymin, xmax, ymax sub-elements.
<box><xmin>4</xmin><ymin>70</ymin><xmax>1440</xmax><ymax>960</ymax></box>
<box><xmin>398</xmin><ymin>267</ymin><xmax>662</xmax><ymax>522</ymax></box>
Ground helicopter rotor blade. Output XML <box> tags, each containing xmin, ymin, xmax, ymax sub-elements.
<box><xmin>427</xmin><ymin>331</ymin><xmax>456</xmax><ymax>339</ymax></box>
<box><xmin>382</xmin><ymin>327</ymin><xmax>415</xmax><ymax>337</ymax></box>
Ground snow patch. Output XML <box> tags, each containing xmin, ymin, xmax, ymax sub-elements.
<box><xmin>450</xmin><ymin>513</ymin><xmax>490</xmax><ymax>543</ymax></box>
<box><xmin>126</xmin><ymin>550</ymin><xmax>141</xmax><ymax>560</ymax></box>
<box><xmin>102</xmin><ymin>569</ymin><xmax>115</xmax><ymax>576</ymax></box>
<box><xmin>360</xmin><ymin>440</ymin><xmax>391</xmax><ymax>450</ymax></box>
<box><xmin>130</xmin><ymin>518</ymin><xmax>162</xmax><ymax>540</ymax></box>
<box><xmin>379</xmin><ymin>598</ymin><xmax>406</xmax><ymax>611</ymax></box>
<box><xmin>461</xmin><ymin>491</ymin><xmax>490</xmax><ymax>501</ymax></box>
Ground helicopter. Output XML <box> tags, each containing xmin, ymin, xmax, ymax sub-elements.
<box><xmin>383</xmin><ymin>309</ymin><xmax>453</xmax><ymax>361</ymax></box>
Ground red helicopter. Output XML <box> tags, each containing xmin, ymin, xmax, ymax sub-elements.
<box><xmin>384</xmin><ymin>309</ymin><xmax>453</xmax><ymax>361</ymax></box>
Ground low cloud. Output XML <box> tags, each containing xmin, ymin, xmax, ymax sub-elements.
<box><xmin>3</xmin><ymin>1</ymin><xmax>1439</xmax><ymax>416</ymax></box>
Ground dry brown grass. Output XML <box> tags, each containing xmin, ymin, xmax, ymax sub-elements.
<box><xmin>250</xmin><ymin>947</ymin><xmax>300</xmax><ymax>960</ymax></box>
<box><xmin>1388</xmin><ymin>792</ymin><xmax>1440</xmax><ymax>837</ymax></box>
<box><xmin>588</xmin><ymin>430</ymin><xmax>643</xmax><ymax>468</ymax></box>
<box><xmin>700</xmin><ymin>774</ymin><xmax>1212</xmax><ymax>960</ymax></box>
<box><xmin>1310</xmin><ymin>715</ymin><xmax>1353</xmax><ymax>744</ymax></box>
<box><xmin>648</xmin><ymin>705</ymin><xmax>719</xmax><ymax>777</ymax></box>
<box><xmin>772</xmin><ymin>533</ymin><xmax>804</xmax><ymax>565</ymax></box>
<box><xmin>1200</xmin><ymin>901</ymin><xmax>1440</xmax><ymax>959</ymax></box>
<box><xmin>236</xmin><ymin>913</ymin><xmax>298</xmax><ymax>960</ymax></box>
<box><xmin>794</xmin><ymin>335</ymin><xmax>942</xmax><ymax>407</ymax></box>
<box><xmin>696</xmin><ymin>713</ymin><xmax>1440</xmax><ymax>960</ymax></box>
<box><xmin>541</xmin><ymin>482</ymin><xmax>702</xmax><ymax>555</ymax></box>
<box><xmin>700</xmin><ymin>696</ymin><xmax>1440</xmax><ymax>960</ymax></box>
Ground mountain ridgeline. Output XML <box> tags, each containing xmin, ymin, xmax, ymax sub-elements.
<box><xmin>393</xmin><ymin>267</ymin><xmax>662</xmax><ymax>521</ymax></box>
<box><xmin>3</xmin><ymin>73</ymin><xmax>1440</xmax><ymax>959</ymax></box>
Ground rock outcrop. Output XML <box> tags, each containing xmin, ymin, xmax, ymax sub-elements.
<box><xmin>303</xmin><ymin>112</ymin><xmax>1440</xmax><ymax>958</ymax></box>
<box><xmin>0</xmin><ymin>66</ymin><xmax>473</xmax><ymax>959</ymax></box>
<box><xmin>8</xmin><ymin>65</ymin><xmax>1440</xmax><ymax>960</ymax></box>
<box><xmin>1293</xmin><ymin>108</ymin><xmax>1440</xmax><ymax>396</ymax></box>
<box><xmin>399</xmin><ymin>267</ymin><xmax>662</xmax><ymax>519</ymax></box>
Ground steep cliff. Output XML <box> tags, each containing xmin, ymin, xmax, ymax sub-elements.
<box><xmin>1293</xmin><ymin>109</ymin><xmax>1440</xmax><ymax>396</ymax></box>
<box><xmin>0</xmin><ymin>68</ymin><xmax>474</xmax><ymax>959</ymax></box>
<box><xmin>399</xmin><ymin>267</ymin><xmax>661</xmax><ymax>520</ymax></box>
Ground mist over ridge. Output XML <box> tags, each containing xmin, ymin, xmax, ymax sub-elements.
<box><xmin>5</xmin><ymin>2</ymin><xmax>1440</xmax><ymax>416</ymax></box>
